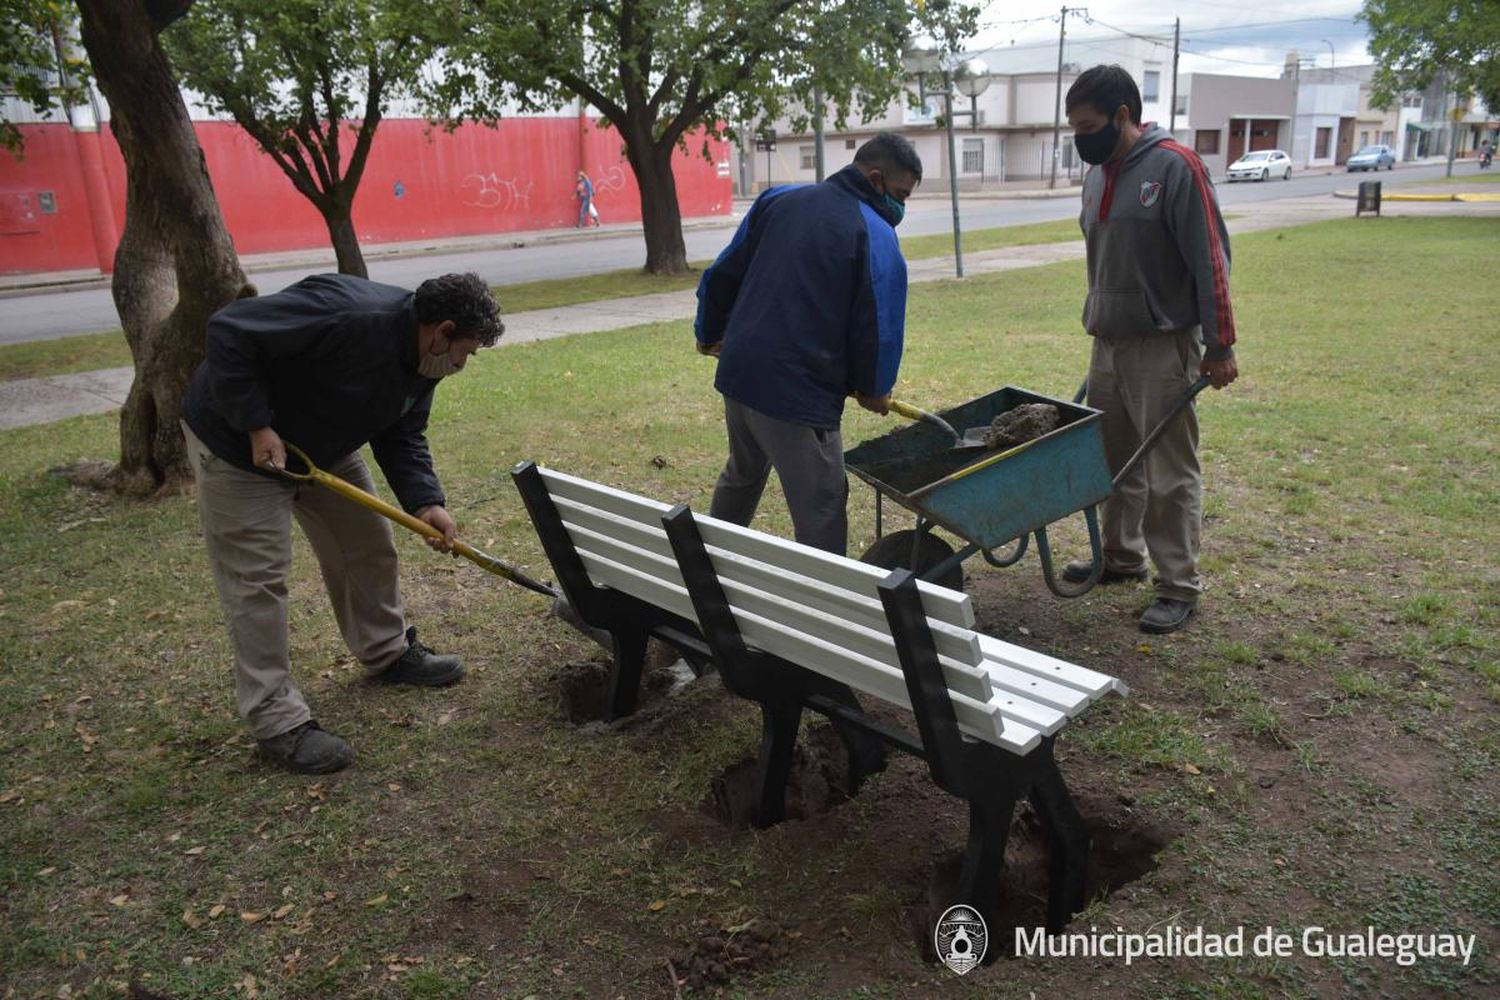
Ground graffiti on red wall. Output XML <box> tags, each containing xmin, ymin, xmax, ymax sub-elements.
<box><xmin>0</xmin><ymin>117</ymin><xmax>731</xmax><ymax>275</ymax></box>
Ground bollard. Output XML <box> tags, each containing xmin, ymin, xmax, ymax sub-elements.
<box><xmin>1356</xmin><ymin>180</ymin><xmax>1382</xmax><ymax>217</ymax></box>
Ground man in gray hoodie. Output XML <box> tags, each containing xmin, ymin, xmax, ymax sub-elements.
<box><xmin>1062</xmin><ymin>65</ymin><xmax>1240</xmax><ymax>634</ymax></box>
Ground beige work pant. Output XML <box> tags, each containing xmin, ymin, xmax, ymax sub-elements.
<box><xmin>1086</xmin><ymin>331</ymin><xmax>1204</xmax><ymax>603</ymax></box>
<box><xmin>182</xmin><ymin>423</ymin><xmax>408</xmax><ymax>739</ymax></box>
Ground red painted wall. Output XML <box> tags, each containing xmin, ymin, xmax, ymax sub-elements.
<box><xmin>0</xmin><ymin>116</ymin><xmax>732</xmax><ymax>275</ymax></box>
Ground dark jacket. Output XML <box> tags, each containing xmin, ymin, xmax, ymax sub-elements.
<box><xmin>181</xmin><ymin>274</ymin><xmax>445</xmax><ymax>513</ymax></box>
<box><xmin>694</xmin><ymin>164</ymin><xmax>907</xmax><ymax>428</ymax></box>
<box><xmin>1078</xmin><ymin>124</ymin><xmax>1236</xmax><ymax>361</ymax></box>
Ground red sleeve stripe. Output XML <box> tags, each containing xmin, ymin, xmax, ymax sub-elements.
<box><xmin>1098</xmin><ymin>161</ymin><xmax>1119</xmax><ymax>220</ymax></box>
<box><xmin>1160</xmin><ymin>140</ymin><xmax>1236</xmax><ymax>349</ymax></box>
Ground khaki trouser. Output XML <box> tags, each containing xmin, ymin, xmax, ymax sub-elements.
<box><xmin>1086</xmin><ymin>331</ymin><xmax>1204</xmax><ymax>602</ymax></box>
<box><xmin>182</xmin><ymin>423</ymin><xmax>408</xmax><ymax>739</ymax></box>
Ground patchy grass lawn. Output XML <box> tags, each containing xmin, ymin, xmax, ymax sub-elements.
<box><xmin>0</xmin><ymin>215</ymin><xmax>1496</xmax><ymax>999</ymax></box>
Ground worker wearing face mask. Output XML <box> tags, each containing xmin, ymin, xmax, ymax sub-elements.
<box><xmin>1063</xmin><ymin>65</ymin><xmax>1240</xmax><ymax>635</ymax></box>
<box><xmin>180</xmin><ymin>272</ymin><xmax>503</xmax><ymax>773</ymax></box>
<box><xmin>693</xmin><ymin>132</ymin><xmax>922</xmax><ymax>556</ymax></box>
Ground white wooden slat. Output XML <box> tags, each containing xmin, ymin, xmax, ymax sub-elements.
<box><xmin>538</xmin><ymin>471</ymin><xmax>975</xmax><ymax>630</ymax></box>
<box><xmin>570</xmin><ymin>548</ymin><xmax>1031</xmax><ymax>750</ymax></box>
<box><xmin>984</xmin><ymin>684</ymin><xmax>1069</xmax><ymax>735</ymax></box>
<box><xmin>563</xmin><ymin>524</ymin><xmax>993</xmax><ymax>704</ymax></box>
<box><xmin>985</xmin><ymin>663</ymin><xmax>1092</xmax><ymax>716</ymax></box>
<box><xmin>976</xmin><ymin>634</ymin><xmax>1130</xmax><ymax>699</ymax></box>
<box><xmin>692</xmin><ymin>515</ymin><xmax>977</xmax><ymax>629</ymax></box>
<box><xmin>550</xmin><ymin>494</ymin><xmax>985</xmax><ymax>668</ymax></box>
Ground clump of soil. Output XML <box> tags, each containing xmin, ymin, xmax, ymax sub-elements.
<box><xmin>983</xmin><ymin>402</ymin><xmax>1060</xmax><ymax>449</ymax></box>
<box><xmin>702</xmin><ymin>724</ymin><xmax>855</xmax><ymax>828</ymax></box>
<box><xmin>906</xmin><ymin>792</ymin><xmax>1179</xmax><ymax>962</ymax></box>
<box><xmin>549</xmin><ymin>638</ymin><xmax>694</xmax><ymax>724</ymax></box>
<box><xmin>672</xmin><ymin>916</ymin><xmax>791</xmax><ymax>990</ymax></box>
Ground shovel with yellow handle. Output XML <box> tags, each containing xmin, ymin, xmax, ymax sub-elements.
<box><xmin>274</xmin><ymin>441</ymin><xmax>560</xmax><ymax>599</ymax></box>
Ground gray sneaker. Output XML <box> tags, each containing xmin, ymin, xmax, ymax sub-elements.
<box><xmin>257</xmin><ymin>721</ymin><xmax>353</xmax><ymax>774</ymax></box>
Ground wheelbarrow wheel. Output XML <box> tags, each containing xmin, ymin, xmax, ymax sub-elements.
<box><xmin>859</xmin><ymin>530</ymin><xmax>964</xmax><ymax>591</ymax></box>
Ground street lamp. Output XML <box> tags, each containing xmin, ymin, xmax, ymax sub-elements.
<box><xmin>903</xmin><ymin>40</ymin><xmax>990</xmax><ymax>278</ymax></box>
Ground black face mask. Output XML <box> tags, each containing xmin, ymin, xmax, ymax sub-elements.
<box><xmin>1074</xmin><ymin>117</ymin><xmax>1121</xmax><ymax>166</ymax></box>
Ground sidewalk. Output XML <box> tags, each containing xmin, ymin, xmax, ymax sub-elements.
<box><xmin>3</xmin><ymin>190</ymin><xmax>1495</xmax><ymax>432</ymax></box>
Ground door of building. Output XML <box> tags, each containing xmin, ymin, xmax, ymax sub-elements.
<box><xmin>1225</xmin><ymin>119</ymin><xmax>1282</xmax><ymax>164</ymax></box>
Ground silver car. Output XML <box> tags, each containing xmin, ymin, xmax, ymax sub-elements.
<box><xmin>1346</xmin><ymin>144</ymin><xmax>1396</xmax><ymax>171</ymax></box>
<box><xmin>1226</xmin><ymin>149</ymin><xmax>1292</xmax><ymax>182</ymax></box>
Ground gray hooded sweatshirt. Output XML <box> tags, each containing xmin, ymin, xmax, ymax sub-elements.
<box><xmin>1078</xmin><ymin>124</ymin><xmax>1236</xmax><ymax>361</ymax></box>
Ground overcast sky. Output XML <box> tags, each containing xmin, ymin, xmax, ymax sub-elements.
<box><xmin>967</xmin><ymin>0</ymin><xmax>1370</xmax><ymax>79</ymax></box>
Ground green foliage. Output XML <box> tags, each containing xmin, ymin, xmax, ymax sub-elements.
<box><xmin>1360</xmin><ymin>0</ymin><xmax>1500</xmax><ymax>110</ymax></box>
<box><xmin>0</xmin><ymin>0</ymin><xmax>91</xmax><ymax>155</ymax></box>
<box><xmin>163</xmin><ymin>0</ymin><xmax>430</xmax><ymax>204</ymax></box>
<box><xmin>426</xmin><ymin>0</ymin><xmax>978</xmax><ymax>145</ymax></box>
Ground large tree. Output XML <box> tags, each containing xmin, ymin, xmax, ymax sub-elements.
<box><xmin>428</xmin><ymin>0</ymin><xmax>978</xmax><ymax>275</ymax></box>
<box><xmin>164</xmin><ymin>0</ymin><xmax>431</xmax><ymax>277</ymax></box>
<box><xmin>76</xmin><ymin>0</ymin><xmax>250</xmax><ymax>495</ymax></box>
<box><xmin>1360</xmin><ymin>0</ymin><xmax>1500</xmax><ymax>111</ymax></box>
<box><xmin>0</xmin><ymin>0</ymin><xmax>89</xmax><ymax>154</ymax></box>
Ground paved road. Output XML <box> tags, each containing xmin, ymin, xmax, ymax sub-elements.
<box><xmin>0</xmin><ymin>162</ymin><xmax>1468</xmax><ymax>344</ymax></box>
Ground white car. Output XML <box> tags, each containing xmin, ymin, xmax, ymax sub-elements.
<box><xmin>1226</xmin><ymin>150</ymin><xmax>1292</xmax><ymax>182</ymax></box>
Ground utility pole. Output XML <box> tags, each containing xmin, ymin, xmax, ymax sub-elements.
<box><xmin>813</xmin><ymin>84</ymin><xmax>826</xmax><ymax>181</ymax></box>
<box><xmin>1049</xmin><ymin>6</ymin><xmax>1068</xmax><ymax>189</ymax></box>
<box><xmin>1168</xmin><ymin>17</ymin><xmax>1181</xmax><ymax>136</ymax></box>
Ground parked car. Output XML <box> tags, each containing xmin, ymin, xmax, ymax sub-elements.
<box><xmin>1347</xmin><ymin>145</ymin><xmax>1396</xmax><ymax>171</ymax></box>
<box><xmin>1226</xmin><ymin>150</ymin><xmax>1292</xmax><ymax>182</ymax></box>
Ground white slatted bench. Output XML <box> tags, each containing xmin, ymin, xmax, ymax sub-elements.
<box><xmin>511</xmin><ymin>461</ymin><xmax>1127</xmax><ymax>932</ymax></box>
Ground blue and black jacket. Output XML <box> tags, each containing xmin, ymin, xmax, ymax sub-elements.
<box><xmin>694</xmin><ymin>164</ymin><xmax>907</xmax><ymax>429</ymax></box>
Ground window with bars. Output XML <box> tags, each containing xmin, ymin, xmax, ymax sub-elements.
<box><xmin>961</xmin><ymin>138</ymin><xmax>983</xmax><ymax>174</ymax></box>
<box><xmin>800</xmin><ymin>146</ymin><xmax>816</xmax><ymax>170</ymax></box>
<box><xmin>1142</xmin><ymin>70</ymin><xmax>1160</xmax><ymax>102</ymax></box>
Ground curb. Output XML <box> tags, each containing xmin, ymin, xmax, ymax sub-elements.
<box><xmin>0</xmin><ymin>214</ymin><xmax>742</xmax><ymax>299</ymax></box>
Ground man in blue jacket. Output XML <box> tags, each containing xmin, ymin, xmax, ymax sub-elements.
<box><xmin>181</xmin><ymin>272</ymin><xmax>503</xmax><ymax>774</ymax></box>
<box><xmin>694</xmin><ymin>132</ymin><xmax>920</xmax><ymax>555</ymax></box>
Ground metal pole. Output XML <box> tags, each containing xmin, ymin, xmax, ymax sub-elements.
<box><xmin>813</xmin><ymin>84</ymin><xmax>826</xmax><ymax>181</ymax></box>
<box><xmin>944</xmin><ymin>83</ymin><xmax>963</xmax><ymax>278</ymax></box>
<box><xmin>1169</xmin><ymin>17</ymin><xmax>1180</xmax><ymax>136</ymax></box>
<box><xmin>1446</xmin><ymin>80</ymin><xmax>1457</xmax><ymax>179</ymax></box>
<box><xmin>1049</xmin><ymin>5</ymin><xmax>1067</xmax><ymax>189</ymax></box>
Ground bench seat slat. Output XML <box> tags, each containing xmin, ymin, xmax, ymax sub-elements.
<box><xmin>984</xmin><ymin>663</ymin><xmax>1092</xmax><ymax>717</ymax></box>
<box><xmin>552</xmin><ymin>496</ymin><xmax>984</xmax><ymax>669</ymax></box>
<box><xmin>563</xmin><ymin>526</ymin><xmax>993</xmax><ymax>704</ymax></box>
<box><xmin>569</xmin><ymin>548</ymin><xmax>1038</xmax><ymax>751</ymax></box>
<box><xmin>976</xmin><ymin>634</ymin><xmax>1130</xmax><ymax>700</ymax></box>
<box><xmin>540</xmin><ymin>468</ymin><xmax>975</xmax><ymax>629</ymax></box>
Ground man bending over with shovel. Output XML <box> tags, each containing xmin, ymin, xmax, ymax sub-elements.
<box><xmin>694</xmin><ymin>132</ymin><xmax>920</xmax><ymax>556</ymax></box>
<box><xmin>181</xmin><ymin>272</ymin><xmax>503</xmax><ymax>774</ymax></box>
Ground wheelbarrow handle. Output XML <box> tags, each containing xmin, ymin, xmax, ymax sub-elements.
<box><xmin>278</xmin><ymin>442</ymin><xmax>559</xmax><ymax>599</ymax></box>
<box><xmin>1111</xmin><ymin>375</ymin><xmax>1212</xmax><ymax>489</ymax></box>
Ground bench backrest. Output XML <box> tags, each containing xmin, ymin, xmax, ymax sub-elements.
<box><xmin>531</xmin><ymin>467</ymin><xmax>1010</xmax><ymax>743</ymax></box>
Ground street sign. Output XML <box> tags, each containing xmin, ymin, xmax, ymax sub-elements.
<box><xmin>755</xmin><ymin>131</ymin><xmax>777</xmax><ymax>152</ymax></box>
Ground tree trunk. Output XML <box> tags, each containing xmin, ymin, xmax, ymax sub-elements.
<box><xmin>77</xmin><ymin>0</ymin><xmax>250</xmax><ymax>496</ymax></box>
<box><xmin>626</xmin><ymin>136</ymin><xmax>689</xmax><ymax>275</ymax></box>
<box><xmin>322</xmin><ymin>191</ymin><xmax>368</xmax><ymax>278</ymax></box>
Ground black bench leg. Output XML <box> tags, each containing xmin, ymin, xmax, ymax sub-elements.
<box><xmin>752</xmin><ymin>701</ymin><xmax>803</xmax><ymax>828</ymax></box>
<box><xmin>605</xmin><ymin>628</ymin><xmax>648</xmax><ymax>722</ymax></box>
<box><xmin>816</xmin><ymin>684</ymin><xmax>888</xmax><ymax>791</ymax></box>
<box><xmin>958</xmin><ymin>791</ymin><xmax>1018</xmax><ymax>932</ymax></box>
<box><xmin>1030</xmin><ymin>760</ymin><xmax>1090</xmax><ymax>933</ymax></box>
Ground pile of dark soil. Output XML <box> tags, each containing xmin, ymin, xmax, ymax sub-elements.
<box><xmin>701</xmin><ymin>724</ymin><xmax>856</xmax><ymax>828</ymax></box>
<box><xmin>983</xmin><ymin>402</ymin><xmax>1060</xmax><ymax>449</ymax></box>
<box><xmin>672</xmin><ymin>916</ymin><xmax>791</xmax><ymax>990</ymax></box>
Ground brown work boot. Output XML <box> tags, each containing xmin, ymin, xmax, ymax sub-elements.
<box><xmin>1061</xmin><ymin>559</ymin><xmax>1149</xmax><ymax>585</ymax></box>
<box><xmin>256</xmin><ymin>721</ymin><xmax>353</xmax><ymax>774</ymax></box>
<box><xmin>374</xmin><ymin>626</ymin><xmax>465</xmax><ymax>687</ymax></box>
<box><xmin>1139</xmin><ymin>598</ymin><xmax>1196</xmax><ymax>634</ymax></box>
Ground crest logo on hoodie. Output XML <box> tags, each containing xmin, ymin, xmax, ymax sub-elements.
<box><xmin>1139</xmin><ymin>181</ymin><xmax>1163</xmax><ymax>208</ymax></box>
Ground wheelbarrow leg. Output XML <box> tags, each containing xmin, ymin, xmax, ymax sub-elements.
<box><xmin>1036</xmin><ymin>506</ymin><xmax>1103</xmax><ymax>598</ymax></box>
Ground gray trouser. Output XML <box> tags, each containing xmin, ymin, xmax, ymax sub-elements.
<box><xmin>1086</xmin><ymin>331</ymin><xmax>1204</xmax><ymax>602</ymax></box>
<box><xmin>709</xmin><ymin>398</ymin><xmax>849</xmax><ymax>555</ymax></box>
<box><xmin>182</xmin><ymin>423</ymin><xmax>409</xmax><ymax>739</ymax></box>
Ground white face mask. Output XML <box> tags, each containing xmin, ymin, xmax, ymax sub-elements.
<box><xmin>418</xmin><ymin>339</ymin><xmax>462</xmax><ymax>379</ymax></box>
